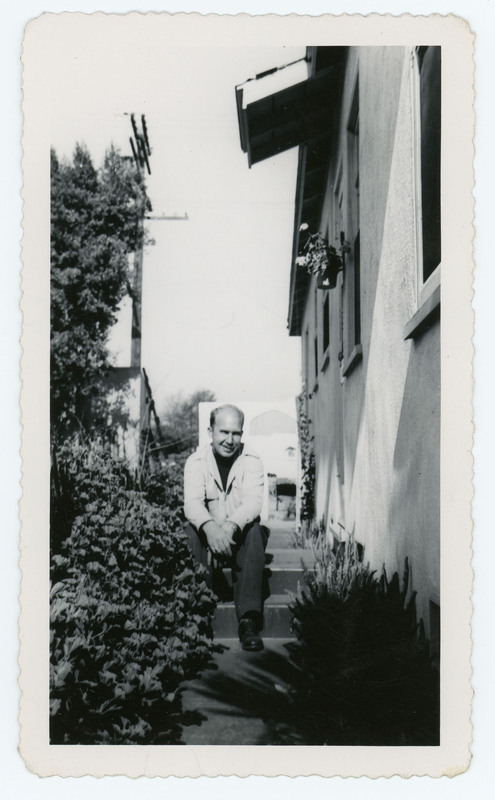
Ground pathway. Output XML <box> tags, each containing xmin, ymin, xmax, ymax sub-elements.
<box><xmin>181</xmin><ymin>520</ymin><xmax>314</xmax><ymax>745</ymax></box>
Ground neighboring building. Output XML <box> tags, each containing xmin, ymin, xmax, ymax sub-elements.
<box><xmin>198</xmin><ymin>400</ymin><xmax>300</xmax><ymax>522</ymax></box>
<box><xmin>105</xmin><ymin>116</ymin><xmax>154</xmax><ymax>468</ymax></box>
<box><xmin>236</xmin><ymin>46</ymin><xmax>441</xmax><ymax>643</ymax></box>
<box><xmin>106</xmin><ymin>254</ymin><xmax>144</xmax><ymax>466</ymax></box>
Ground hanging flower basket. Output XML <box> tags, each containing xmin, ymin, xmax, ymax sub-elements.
<box><xmin>296</xmin><ymin>224</ymin><xmax>348</xmax><ymax>290</ymax></box>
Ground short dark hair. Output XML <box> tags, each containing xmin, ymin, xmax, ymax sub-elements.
<box><xmin>209</xmin><ymin>404</ymin><xmax>245</xmax><ymax>430</ymax></box>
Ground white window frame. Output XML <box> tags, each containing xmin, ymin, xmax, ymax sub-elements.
<box><xmin>342</xmin><ymin>74</ymin><xmax>362</xmax><ymax>376</ymax></box>
<box><xmin>405</xmin><ymin>46</ymin><xmax>442</xmax><ymax>339</ymax></box>
<box><xmin>332</xmin><ymin>161</ymin><xmax>345</xmax><ymax>372</ymax></box>
<box><xmin>321</xmin><ymin>291</ymin><xmax>330</xmax><ymax>372</ymax></box>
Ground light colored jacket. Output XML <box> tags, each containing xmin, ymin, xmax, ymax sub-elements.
<box><xmin>184</xmin><ymin>443</ymin><xmax>264</xmax><ymax>531</ymax></box>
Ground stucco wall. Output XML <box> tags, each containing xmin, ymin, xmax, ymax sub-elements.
<box><xmin>348</xmin><ymin>50</ymin><xmax>439</xmax><ymax>630</ymax></box>
<box><xmin>301</xmin><ymin>47</ymin><xmax>440</xmax><ymax>635</ymax></box>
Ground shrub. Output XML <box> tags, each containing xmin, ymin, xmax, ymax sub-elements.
<box><xmin>286</xmin><ymin>538</ymin><xmax>440</xmax><ymax>745</ymax></box>
<box><xmin>142</xmin><ymin>452</ymin><xmax>189</xmax><ymax>516</ymax></box>
<box><xmin>50</xmin><ymin>438</ymin><xmax>217</xmax><ymax>744</ymax></box>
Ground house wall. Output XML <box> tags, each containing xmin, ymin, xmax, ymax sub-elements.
<box><xmin>106</xmin><ymin>371</ymin><xmax>143</xmax><ymax>466</ymax></box>
<box><xmin>301</xmin><ymin>47</ymin><xmax>440</xmax><ymax>634</ymax></box>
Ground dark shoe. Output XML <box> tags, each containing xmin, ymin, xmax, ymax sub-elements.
<box><xmin>238</xmin><ymin>618</ymin><xmax>264</xmax><ymax>651</ymax></box>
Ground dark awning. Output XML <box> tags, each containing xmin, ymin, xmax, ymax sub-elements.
<box><xmin>236</xmin><ymin>60</ymin><xmax>344</xmax><ymax>167</ymax></box>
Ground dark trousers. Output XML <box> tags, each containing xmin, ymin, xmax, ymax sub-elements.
<box><xmin>185</xmin><ymin>521</ymin><xmax>267</xmax><ymax>622</ymax></box>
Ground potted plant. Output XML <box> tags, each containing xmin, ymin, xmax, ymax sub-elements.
<box><xmin>296</xmin><ymin>224</ymin><xmax>349</xmax><ymax>289</ymax></box>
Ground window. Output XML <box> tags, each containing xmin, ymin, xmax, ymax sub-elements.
<box><xmin>342</xmin><ymin>77</ymin><xmax>362</xmax><ymax>375</ymax></box>
<box><xmin>417</xmin><ymin>46</ymin><xmax>441</xmax><ymax>285</ymax></box>
<box><xmin>404</xmin><ymin>46</ymin><xmax>441</xmax><ymax>339</ymax></box>
<box><xmin>323</xmin><ymin>294</ymin><xmax>330</xmax><ymax>355</ymax></box>
<box><xmin>304</xmin><ymin>326</ymin><xmax>310</xmax><ymax>393</ymax></box>
<box><xmin>333</xmin><ymin>164</ymin><xmax>345</xmax><ymax>365</ymax></box>
<box><xmin>333</xmin><ymin>162</ymin><xmax>344</xmax><ymax>248</ymax></box>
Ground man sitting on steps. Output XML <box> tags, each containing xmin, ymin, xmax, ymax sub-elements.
<box><xmin>184</xmin><ymin>404</ymin><xmax>266</xmax><ymax>651</ymax></box>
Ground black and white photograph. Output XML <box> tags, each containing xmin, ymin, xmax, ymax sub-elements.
<box><xmin>19</xmin><ymin>11</ymin><xmax>474</xmax><ymax>778</ymax></box>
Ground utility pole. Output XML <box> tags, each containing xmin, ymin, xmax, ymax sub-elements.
<box><xmin>125</xmin><ymin>114</ymin><xmax>189</xmax><ymax>466</ymax></box>
<box><xmin>126</xmin><ymin>114</ymin><xmax>189</xmax><ymax>368</ymax></box>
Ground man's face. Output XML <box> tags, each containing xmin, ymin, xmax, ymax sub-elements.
<box><xmin>209</xmin><ymin>409</ymin><xmax>243</xmax><ymax>458</ymax></box>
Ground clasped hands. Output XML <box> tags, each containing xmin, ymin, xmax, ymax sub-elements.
<box><xmin>202</xmin><ymin>519</ymin><xmax>240</xmax><ymax>559</ymax></box>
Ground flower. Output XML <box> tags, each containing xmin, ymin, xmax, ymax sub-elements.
<box><xmin>296</xmin><ymin>225</ymin><xmax>347</xmax><ymax>288</ymax></box>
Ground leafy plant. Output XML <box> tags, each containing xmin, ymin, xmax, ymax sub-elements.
<box><xmin>141</xmin><ymin>452</ymin><xmax>189</xmax><ymax>514</ymax></box>
<box><xmin>50</xmin><ymin>437</ymin><xmax>217</xmax><ymax>744</ymax></box>
<box><xmin>285</xmin><ymin>537</ymin><xmax>440</xmax><ymax>745</ymax></box>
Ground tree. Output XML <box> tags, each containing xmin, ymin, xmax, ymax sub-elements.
<box><xmin>50</xmin><ymin>144</ymin><xmax>152</xmax><ymax>438</ymax></box>
<box><xmin>159</xmin><ymin>390</ymin><xmax>216</xmax><ymax>455</ymax></box>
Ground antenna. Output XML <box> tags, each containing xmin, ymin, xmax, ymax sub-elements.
<box><xmin>126</xmin><ymin>113</ymin><xmax>152</xmax><ymax>175</ymax></box>
<box><xmin>145</xmin><ymin>212</ymin><xmax>189</xmax><ymax>221</ymax></box>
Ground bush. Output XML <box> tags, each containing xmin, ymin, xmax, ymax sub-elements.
<box><xmin>142</xmin><ymin>452</ymin><xmax>189</xmax><ymax>514</ymax></box>
<box><xmin>285</xmin><ymin>537</ymin><xmax>440</xmax><ymax>745</ymax></box>
<box><xmin>50</xmin><ymin>438</ymin><xmax>217</xmax><ymax>744</ymax></box>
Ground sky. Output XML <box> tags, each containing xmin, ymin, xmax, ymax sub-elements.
<box><xmin>50</xmin><ymin>37</ymin><xmax>305</xmax><ymax>411</ymax></box>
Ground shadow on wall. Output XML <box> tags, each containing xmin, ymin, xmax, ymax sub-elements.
<box><xmin>389</xmin><ymin>323</ymin><xmax>440</xmax><ymax>638</ymax></box>
<box><xmin>330</xmin><ymin>47</ymin><xmax>406</xmax><ymax>488</ymax></box>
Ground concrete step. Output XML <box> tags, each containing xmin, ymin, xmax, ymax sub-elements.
<box><xmin>210</xmin><ymin>530</ymin><xmax>313</xmax><ymax>639</ymax></box>
<box><xmin>266</xmin><ymin>548</ymin><xmax>316</xmax><ymax>568</ymax></box>
<box><xmin>215</xmin><ymin>565</ymin><xmax>306</xmax><ymax>596</ymax></box>
<box><xmin>264</xmin><ymin>519</ymin><xmax>297</xmax><ymax>530</ymax></box>
<box><xmin>267</xmin><ymin>567</ymin><xmax>306</xmax><ymax>594</ymax></box>
<box><xmin>213</xmin><ymin>595</ymin><xmax>295</xmax><ymax>638</ymax></box>
<box><xmin>266</xmin><ymin>530</ymin><xmax>297</xmax><ymax>549</ymax></box>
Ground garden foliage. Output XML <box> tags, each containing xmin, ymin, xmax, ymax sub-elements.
<box><xmin>286</xmin><ymin>535</ymin><xmax>440</xmax><ymax>745</ymax></box>
<box><xmin>50</xmin><ymin>438</ymin><xmax>217</xmax><ymax>744</ymax></box>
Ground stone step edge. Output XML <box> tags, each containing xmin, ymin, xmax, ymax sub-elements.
<box><xmin>266</xmin><ymin>552</ymin><xmax>315</xmax><ymax>560</ymax></box>
<box><xmin>219</xmin><ymin>565</ymin><xmax>306</xmax><ymax>574</ymax></box>
<box><xmin>215</xmin><ymin>593</ymin><xmax>296</xmax><ymax>608</ymax></box>
<box><xmin>213</xmin><ymin>637</ymin><xmax>296</xmax><ymax>646</ymax></box>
